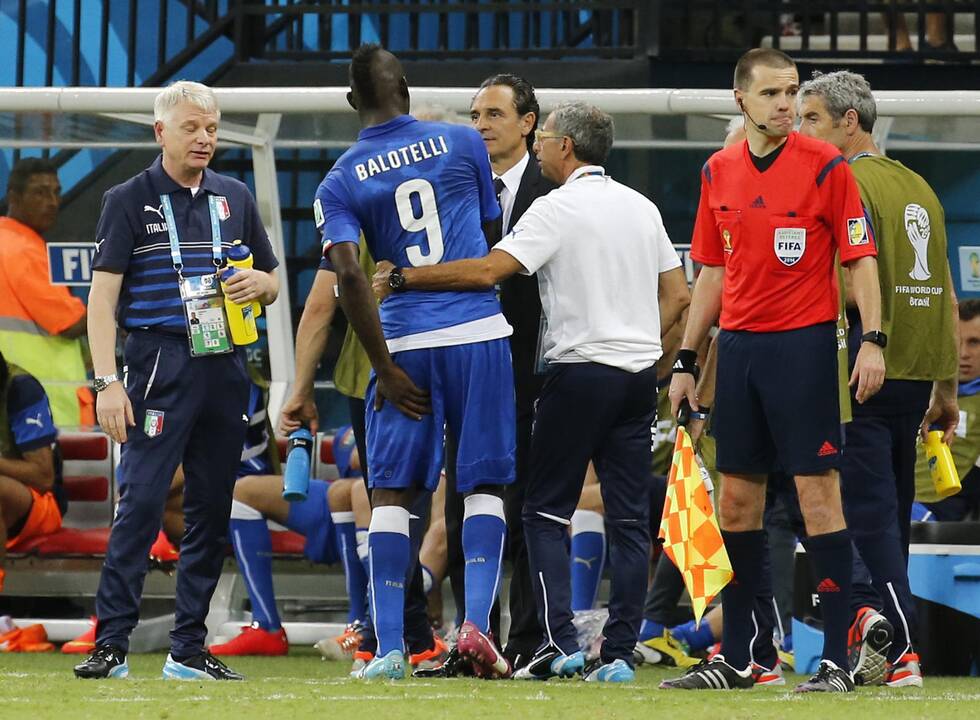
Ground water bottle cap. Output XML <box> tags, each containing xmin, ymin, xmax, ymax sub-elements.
<box><xmin>227</xmin><ymin>242</ymin><xmax>252</xmax><ymax>261</ymax></box>
<box><xmin>290</xmin><ymin>427</ymin><xmax>314</xmax><ymax>441</ymax></box>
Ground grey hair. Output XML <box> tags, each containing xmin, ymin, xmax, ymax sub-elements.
<box><xmin>154</xmin><ymin>80</ymin><xmax>220</xmax><ymax>124</ymax></box>
<box><xmin>549</xmin><ymin>101</ymin><xmax>614</xmax><ymax>166</ymax></box>
<box><xmin>725</xmin><ymin>115</ymin><xmax>745</xmax><ymax>135</ymax></box>
<box><xmin>798</xmin><ymin>70</ymin><xmax>876</xmax><ymax>133</ymax></box>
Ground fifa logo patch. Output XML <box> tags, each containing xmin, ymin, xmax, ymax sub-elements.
<box><xmin>847</xmin><ymin>217</ymin><xmax>869</xmax><ymax>246</ymax></box>
<box><xmin>144</xmin><ymin>410</ymin><xmax>165</xmax><ymax>438</ymax></box>
<box><xmin>773</xmin><ymin>227</ymin><xmax>806</xmax><ymax>266</ymax></box>
<box><xmin>215</xmin><ymin>196</ymin><xmax>231</xmax><ymax>221</ymax></box>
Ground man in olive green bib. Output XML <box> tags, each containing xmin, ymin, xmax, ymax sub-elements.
<box><xmin>913</xmin><ymin>300</ymin><xmax>980</xmax><ymax>520</ymax></box>
<box><xmin>800</xmin><ymin>70</ymin><xmax>959</xmax><ymax>688</ymax></box>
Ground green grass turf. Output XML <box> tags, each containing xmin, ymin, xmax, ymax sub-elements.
<box><xmin>2</xmin><ymin>651</ymin><xmax>978</xmax><ymax>720</ymax></box>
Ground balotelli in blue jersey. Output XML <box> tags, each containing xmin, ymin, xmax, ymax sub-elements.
<box><xmin>313</xmin><ymin>45</ymin><xmax>515</xmax><ymax>682</ymax></box>
<box><xmin>315</xmin><ymin>111</ymin><xmax>509</xmax><ymax>346</ymax></box>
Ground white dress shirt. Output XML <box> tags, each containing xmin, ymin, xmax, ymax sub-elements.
<box><xmin>494</xmin><ymin>151</ymin><xmax>529</xmax><ymax>233</ymax></box>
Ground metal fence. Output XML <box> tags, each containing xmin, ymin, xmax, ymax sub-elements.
<box><xmin>651</xmin><ymin>0</ymin><xmax>980</xmax><ymax>61</ymax></box>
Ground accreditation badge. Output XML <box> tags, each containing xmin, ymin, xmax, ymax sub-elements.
<box><xmin>179</xmin><ymin>274</ymin><xmax>233</xmax><ymax>357</ymax></box>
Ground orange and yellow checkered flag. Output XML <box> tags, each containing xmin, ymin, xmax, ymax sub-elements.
<box><xmin>658</xmin><ymin>426</ymin><xmax>733</xmax><ymax>625</ymax></box>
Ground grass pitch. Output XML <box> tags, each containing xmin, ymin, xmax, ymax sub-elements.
<box><xmin>2</xmin><ymin>651</ymin><xmax>978</xmax><ymax>720</ymax></box>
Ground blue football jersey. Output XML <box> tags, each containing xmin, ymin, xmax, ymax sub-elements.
<box><xmin>314</xmin><ymin>115</ymin><xmax>503</xmax><ymax>340</ymax></box>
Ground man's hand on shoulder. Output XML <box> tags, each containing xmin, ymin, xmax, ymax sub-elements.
<box><xmin>375</xmin><ymin>362</ymin><xmax>431</xmax><ymax>420</ymax></box>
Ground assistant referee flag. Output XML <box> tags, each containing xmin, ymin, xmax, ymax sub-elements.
<box><xmin>659</xmin><ymin>427</ymin><xmax>733</xmax><ymax>625</ymax></box>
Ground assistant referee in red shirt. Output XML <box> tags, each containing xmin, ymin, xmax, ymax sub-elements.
<box><xmin>662</xmin><ymin>48</ymin><xmax>886</xmax><ymax>694</ymax></box>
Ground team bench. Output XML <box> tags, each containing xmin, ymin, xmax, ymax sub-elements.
<box><xmin>3</xmin><ymin>432</ymin><xmax>350</xmax><ymax>650</ymax></box>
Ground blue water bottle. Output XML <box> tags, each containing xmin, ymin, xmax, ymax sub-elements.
<box><xmin>282</xmin><ymin>427</ymin><xmax>313</xmax><ymax>502</ymax></box>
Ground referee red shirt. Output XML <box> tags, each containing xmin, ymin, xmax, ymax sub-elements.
<box><xmin>690</xmin><ymin>132</ymin><xmax>876</xmax><ymax>332</ymax></box>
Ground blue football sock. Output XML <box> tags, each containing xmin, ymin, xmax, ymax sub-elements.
<box><xmin>230</xmin><ymin>502</ymin><xmax>280</xmax><ymax>630</ymax></box>
<box><xmin>671</xmin><ymin>619</ymin><xmax>716</xmax><ymax>651</ymax></box>
<box><xmin>639</xmin><ymin>619</ymin><xmax>666</xmax><ymax>642</ymax></box>
<box><xmin>332</xmin><ymin>512</ymin><xmax>368</xmax><ymax>625</ymax></box>
<box><xmin>569</xmin><ymin>510</ymin><xmax>606</xmax><ymax>611</ymax></box>
<box><xmin>368</xmin><ymin>506</ymin><xmax>410</xmax><ymax>656</ymax></box>
<box><xmin>462</xmin><ymin>493</ymin><xmax>507</xmax><ymax>634</ymax></box>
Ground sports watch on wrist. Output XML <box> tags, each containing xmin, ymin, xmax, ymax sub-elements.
<box><xmin>388</xmin><ymin>267</ymin><xmax>407</xmax><ymax>292</ymax></box>
<box><xmin>861</xmin><ymin>330</ymin><xmax>888</xmax><ymax>348</ymax></box>
<box><xmin>93</xmin><ymin>374</ymin><xmax>119</xmax><ymax>392</ymax></box>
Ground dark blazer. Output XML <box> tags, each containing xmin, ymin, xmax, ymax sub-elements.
<box><xmin>488</xmin><ymin>155</ymin><xmax>558</xmax><ymax>418</ymax></box>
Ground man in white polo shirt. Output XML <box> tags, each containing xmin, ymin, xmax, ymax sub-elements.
<box><xmin>373</xmin><ymin>101</ymin><xmax>690</xmax><ymax>683</ymax></box>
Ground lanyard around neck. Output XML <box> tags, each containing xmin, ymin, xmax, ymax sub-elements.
<box><xmin>159</xmin><ymin>193</ymin><xmax>223</xmax><ymax>278</ymax></box>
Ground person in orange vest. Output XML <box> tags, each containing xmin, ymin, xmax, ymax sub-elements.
<box><xmin>0</xmin><ymin>158</ymin><xmax>92</xmax><ymax>428</ymax></box>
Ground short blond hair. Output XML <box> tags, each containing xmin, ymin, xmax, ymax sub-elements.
<box><xmin>154</xmin><ymin>81</ymin><xmax>220</xmax><ymax>123</ymax></box>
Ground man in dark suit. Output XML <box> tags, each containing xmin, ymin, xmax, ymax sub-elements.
<box><xmin>426</xmin><ymin>74</ymin><xmax>557</xmax><ymax>675</ymax></box>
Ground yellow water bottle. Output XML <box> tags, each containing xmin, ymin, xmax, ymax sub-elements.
<box><xmin>220</xmin><ymin>266</ymin><xmax>259</xmax><ymax>345</ymax></box>
<box><xmin>226</xmin><ymin>240</ymin><xmax>262</xmax><ymax>318</ymax></box>
<box><xmin>924</xmin><ymin>430</ymin><xmax>961</xmax><ymax>499</ymax></box>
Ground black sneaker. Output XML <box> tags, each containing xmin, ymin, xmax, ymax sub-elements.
<box><xmin>511</xmin><ymin>644</ymin><xmax>584</xmax><ymax>680</ymax></box>
<box><xmin>162</xmin><ymin>651</ymin><xmax>244</xmax><ymax>680</ymax></box>
<box><xmin>74</xmin><ymin>645</ymin><xmax>129</xmax><ymax>679</ymax></box>
<box><xmin>412</xmin><ymin>646</ymin><xmax>474</xmax><ymax>678</ymax></box>
<box><xmin>659</xmin><ymin>657</ymin><xmax>754</xmax><ymax>690</ymax></box>
<box><xmin>794</xmin><ymin>660</ymin><xmax>855</xmax><ymax>693</ymax></box>
<box><xmin>503</xmin><ymin>642</ymin><xmax>538</xmax><ymax>672</ymax></box>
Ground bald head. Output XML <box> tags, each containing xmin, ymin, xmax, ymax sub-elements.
<box><xmin>348</xmin><ymin>44</ymin><xmax>409</xmax><ymax>116</ymax></box>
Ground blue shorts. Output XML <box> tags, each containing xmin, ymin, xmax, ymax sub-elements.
<box><xmin>714</xmin><ymin>322</ymin><xmax>842</xmax><ymax>476</ymax></box>
<box><xmin>284</xmin><ymin>479</ymin><xmax>338</xmax><ymax>564</ymax></box>
<box><xmin>366</xmin><ymin>338</ymin><xmax>516</xmax><ymax>493</ymax></box>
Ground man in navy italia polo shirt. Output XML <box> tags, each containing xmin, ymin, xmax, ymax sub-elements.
<box><xmin>74</xmin><ymin>81</ymin><xmax>279</xmax><ymax>681</ymax></box>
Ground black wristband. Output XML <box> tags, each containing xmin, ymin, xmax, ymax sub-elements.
<box><xmin>672</xmin><ymin>349</ymin><xmax>699</xmax><ymax>376</ymax></box>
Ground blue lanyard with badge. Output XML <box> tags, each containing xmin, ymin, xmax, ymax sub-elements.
<box><xmin>160</xmin><ymin>193</ymin><xmax>233</xmax><ymax>357</ymax></box>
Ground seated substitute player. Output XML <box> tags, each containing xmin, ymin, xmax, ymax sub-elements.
<box><xmin>209</xmin><ymin>425</ymin><xmax>367</xmax><ymax>656</ymax></box>
<box><xmin>0</xmin><ymin>349</ymin><xmax>65</xmax><ymax>592</ymax></box>
<box><xmin>913</xmin><ymin>299</ymin><xmax>980</xmax><ymax>522</ymax></box>
<box><xmin>313</xmin><ymin>44</ymin><xmax>516</xmax><ymax>680</ymax></box>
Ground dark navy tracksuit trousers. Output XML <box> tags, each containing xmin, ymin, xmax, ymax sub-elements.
<box><xmin>95</xmin><ymin>330</ymin><xmax>250</xmax><ymax>657</ymax></box>
<box><xmin>524</xmin><ymin>362</ymin><xmax>658</xmax><ymax>665</ymax></box>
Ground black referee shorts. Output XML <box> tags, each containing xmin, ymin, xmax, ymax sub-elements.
<box><xmin>714</xmin><ymin>321</ymin><xmax>842</xmax><ymax>477</ymax></box>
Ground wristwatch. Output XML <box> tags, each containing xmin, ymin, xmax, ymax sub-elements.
<box><xmin>861</xmin><ymin>330</ymin><xmax>888</xmax><ymax>348</ymax></box>
<box><xmin>93</xmin><ymin>374</ymin><xmax>120</xmax><ymax>392</ymax></box>
<box><xmin>388</xmin><ymin>267</ymin><xmax>407</xmax><ymax>292</ymax></box>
